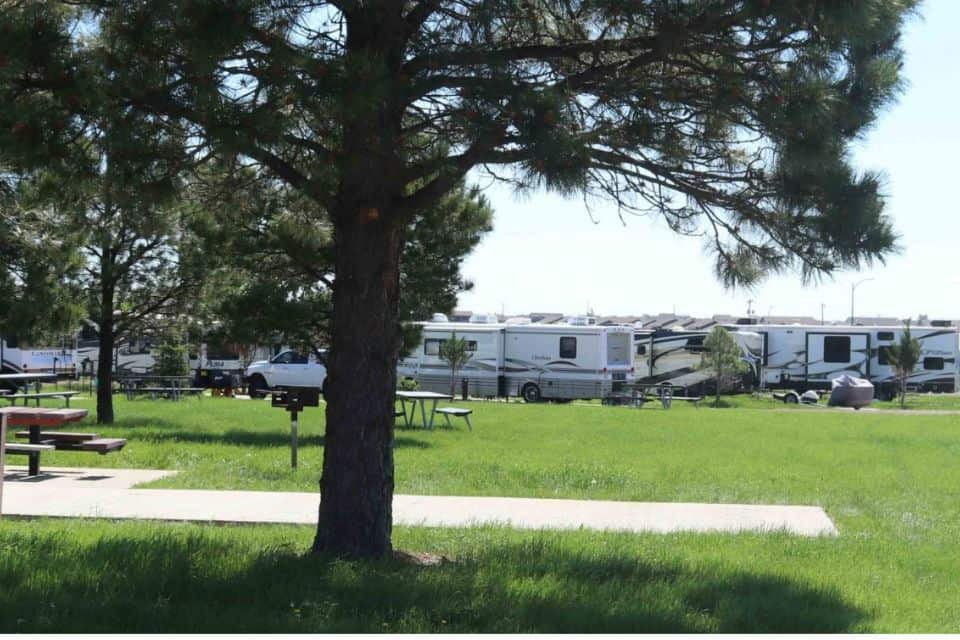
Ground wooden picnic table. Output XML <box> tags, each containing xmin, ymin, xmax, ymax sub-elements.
<box><xmin>0</xmin><ymin>406</ymin><xmax>90</xmax><ymax>517</ymax></box>
<box><xmin>396</xmin><ymin>391</ymin><xmax>453</xmax><ymax>430</ymax></box>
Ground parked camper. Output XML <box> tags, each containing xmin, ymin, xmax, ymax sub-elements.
<box><xmin>631</xmin><ymin>328</ymin><xmax>764</xmax><ymax>392</ymax></box>
<box><xmin>743</xmin><ymin>324</ymin><xmax>958</xmax><ymax>397</ymax></box>
<box><xmin>76</xmin><ymin>337</ymin><xmax>276</xmax><ymax>387</ymax></box>
<box><xmin>398</xmin><ymin>319</ymin><xmax>634</xmax><ymax>402</ymax></box>
<box><xmin>1</xmin><ymin>337</ymin><xmax>77</xmax><ymax>378</ymax></box>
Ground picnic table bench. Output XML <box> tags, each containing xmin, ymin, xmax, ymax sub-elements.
<box><xmin>0</xmin><ymin>407</ymin><xmax>127</xmax><ymax>478</ymax></box>
<box><xmin>434</xmin><ymin>406</ymin><xmax>473</xmax><ymax>430</ymax></box>
<box><xmin>3</xmin><ymin>390</ymin><xmax>80</xmax><ymax>408</ymax></box>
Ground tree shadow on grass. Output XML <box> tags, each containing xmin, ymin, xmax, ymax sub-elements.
<box><xmin>0</xmin><ymin>530</ymin><xmax>866</xmax><ymax>633</ymax></box>
<box><xmin>135</xmin><ymin>429</ymin><xmax>430</xmax><ymax>449</ymax></box>
<box><xmin>102</xmin><ymin>417</ymin><xmax>430</xmax><ymax>449</ymax></box>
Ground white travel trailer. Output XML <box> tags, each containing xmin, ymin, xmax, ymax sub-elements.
<box><xmin>398</xmin><ymin>318</ymin><xmax>634</xmax><ymax>402</ymax></box>
<box><xmin>631</xmin><ymin>328</ymin><xmax>764</xmax><ymax>391</ymax></box>
<box><xmin>742</xmin><ymin>324</ymin><xmax>959</xmax><ymax>397</ymax></box>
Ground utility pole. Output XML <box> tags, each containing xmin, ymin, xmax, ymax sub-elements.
<box><xmin>821</xmin><ymin>303</ymin><xmax>826</xmax><ymax>325</ymax></box>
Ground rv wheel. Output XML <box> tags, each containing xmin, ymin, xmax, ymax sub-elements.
<box><xmin>783</xmin><ymin>392</ymin><xmax>799</xmax><ymax>404</ymax></box>
<box><xmin>521</xmin><ymin>383</ymin><xmax>542</xmax><ymax>403</ymax></box>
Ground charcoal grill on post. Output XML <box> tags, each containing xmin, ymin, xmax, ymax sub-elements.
<box><xmin>271</xmin><ymin>386</ymin><xmax>320</xmax><ymax>468</ymax></box>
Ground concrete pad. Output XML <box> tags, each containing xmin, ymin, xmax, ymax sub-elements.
<box><xmin>2</xmin><ymin>465</ymin><xmax>176</xmax><ymax>489</ymax></box>
<box><xmin>0</xmin><ymin>470</ymin><xmax>838</xmax><ymax>536</ymax></box>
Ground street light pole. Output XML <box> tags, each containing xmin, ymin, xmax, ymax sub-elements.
<box><xmin>850</xmin><ymin>277</ymin><xmax>875</xmax><ymax>326</ymax></box>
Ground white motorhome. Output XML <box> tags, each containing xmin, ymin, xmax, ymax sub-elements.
<box><xmin>631</xmin><ymin>327</ymin><xmax>764</xmax><ymax>391</ymax></box>
<box><xmin>739</xmin><ymin>323</ymin><xmax>959</xmax><ymax>397</ymax></box>
<box><xmin>398</xmin><ymin>317</ymin><xmax>634</xmax><ymax>402</ymax></box>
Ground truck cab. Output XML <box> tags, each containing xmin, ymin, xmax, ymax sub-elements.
<box><xmin>244</xmin><ymin>349</ymin><xmax>327</xmax><ymax>398</ymax></box>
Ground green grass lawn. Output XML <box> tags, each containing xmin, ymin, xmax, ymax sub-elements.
<box><xmin>2</xmin><ymin>393</ymin><xmax>960</xmax><ymax>632</ymax></box>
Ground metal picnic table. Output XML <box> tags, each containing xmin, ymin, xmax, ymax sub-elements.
<box><xmin>0</xmin><ymin>406</ymin><xmax>90</xmax><ymax>517</ymax></box>
<box><xmin>395</xmin><ymin>390</ymin><xmax>453</xmax><ymax>430</ymax></box>
<box><xmin>118</xmin><ymin>375</ymin><xmax>194</xmax><ymax>401</ymax></box>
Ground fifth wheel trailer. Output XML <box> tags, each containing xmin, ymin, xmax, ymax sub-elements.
<box><xmin>743</xmin><ymin>324</ymin><xmax>958</xmax><ymax>397</ymax></box>
<box><xmin>397</xmin><ymin>318</ymin><xmax>634</xmax><ymax>401</ymax></box>
<box><xmin>631</xmin><ymin>327</ymin><xmax>765</xmax><ymax>392</ymax></box>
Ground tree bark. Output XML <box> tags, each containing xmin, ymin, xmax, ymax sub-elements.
<box><xmin>312</xmin><ymin>208</ymin><xmax>404</xmax><ymax>558</ymax></box>
<box><xmin>95</xmin><ymin>308</ymin><xmax>115</xmax><ymax>424</ymax></box>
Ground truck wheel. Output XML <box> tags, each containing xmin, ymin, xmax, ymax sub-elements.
<box><xmin>521</xmin><ymin>383</ymin><xmax>542</xmax><ymax>403</ymax></box>
<box><xmin>247</xmin><ymin>375</ymin><xmax>268</xmax><ymax>399</ymax></box>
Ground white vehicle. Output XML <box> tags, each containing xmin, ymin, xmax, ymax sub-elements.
<box><xmin>244</xmin><ymin>349</ymin><xmax>328</xmax><ymax>398</ymax></box>
<box><xmin>398</xmin><ymin>317</ymin><xmax>634</xmax><ymax>402</ymax></box>
<box><xmin>632</xmin><ymin>328</ymin><xmax>764</xmax><ymax>391</ymax></box>
<box><xmin>742</xmin><ymin>323</ymin><xmax>958</xmax><ymax>397</ymax></box>
<box><xmin>1</xmin><ymin>338</ymin><xmax>77</xmax><ymax>378</ymax></box>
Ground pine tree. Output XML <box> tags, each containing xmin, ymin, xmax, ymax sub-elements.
<box><xmin>1</xmin><ymin>1</ymin><xmax>917</xmax><ymax>557</ymax></box>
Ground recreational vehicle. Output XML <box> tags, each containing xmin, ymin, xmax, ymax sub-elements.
<box><xmin>742</xmin><ymin>324</ymin><xmax>959</xmax><ymax>397</ymax></box>
<box><xmin>631</xmin><ymin>327</ymin><xmax>764</xmax><ymax>392</ymax></box>
<box><xmin>76</xmin><ymin>338</ymin><xmax>276</xmax><ymax>387</ymax></box>
<box><xmin>1</xmin><ymin>337</ymin><xmax>78</xmax><ymax>378</ymax></box>
<box><xmin>398</xmin><ymin>317</ymin><xmax>634</xmax><ymax>402</ymax></box>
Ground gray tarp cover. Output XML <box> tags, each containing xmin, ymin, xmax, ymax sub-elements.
<box><xmin>828</xmin><ymin>374</ymin><xmax>874</xmax><ymax>408</ymax></box>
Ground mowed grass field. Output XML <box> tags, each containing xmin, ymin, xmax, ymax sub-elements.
<box><xmin>2</xmin><ymin>393</ymin><xmax>960</xmax><ymax>632</ymax></box>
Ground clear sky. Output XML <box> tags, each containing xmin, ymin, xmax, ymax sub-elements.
<box><xmin>458</xmin><ymin>0</ymin><xmax>960</xmax><ymax>323</ymax></box>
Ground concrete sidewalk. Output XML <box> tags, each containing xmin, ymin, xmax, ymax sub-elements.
<box><xmin>1</xmin><ymin>467</ymin><xmax>838</xmax><ymax>537</ymax></box>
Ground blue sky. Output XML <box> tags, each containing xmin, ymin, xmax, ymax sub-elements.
<box><xmin>458</xmin><ymin>0</ymin><xmax>959</xmax><ymax>322</ymax></box>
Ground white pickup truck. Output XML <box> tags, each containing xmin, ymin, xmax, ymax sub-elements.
<box><xmin>244</xmin><ymin>349</ymin><xmax>327</xmax><ymax>398</ymax></box>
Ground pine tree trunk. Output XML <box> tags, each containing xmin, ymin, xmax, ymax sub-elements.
<box><xmin>96</xmin><ymin>290</ymin><xmax>115</xmax><ymax>425</ymax></box>
<box><xmin>97</xmin><ymin>319</ymin><xmax>114</xmax><ymax>424</ymax></box>
<box><xmin>312</xmin><ymin>207</ymin><xmax>403</xmax><ymax>558</ymax></box>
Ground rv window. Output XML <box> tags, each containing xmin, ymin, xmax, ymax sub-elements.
<box><xmin>924</xmin><ymin>357</ymin><xmax>945</xmax><ymax>370</ymax></box>
<box><xmin>467</xmin><ymin>341</ymin><xmax>478</xmax><ymax>352</ymax></box>
<box><xmin>636</xmin><ymin>344</ymin><xmax>647</xmax><ymax>356</ymax></box>
<box><xmin>685</xmin><ymin>336</ymin><xmax>705</xmax><ymax>352</ymax></box>
<box><xmin>559</xmin><ymin>337</ymin><xmax>577</xmax><ymax>359</ymax></box>
<box><xmin>878</xmin><ymin>346</ymin><xmax>892</xmax><ymax>365</ymax></box>
<box><xmin>877</xmin><ymin>331</ymin><xmax>894</xmax><ymax>341</ymax></box>
<box><xmin>424</xmin><ymin>339</ymin><xmax>442</xmax><ymax>356</ymax></box>
<box><xmin>823</xmin><ymin>336</ymin><xmax>851</xmax><ymax>363</ymax></box>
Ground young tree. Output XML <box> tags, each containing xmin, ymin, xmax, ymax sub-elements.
<box><xmin>2</xmin><ymin>1</ymin><xmax>916</xmax><ymax>557</ymax></box>
<box><xmin>438</xmin><ymin>332</ymin><xmax>474</xmax><ymax>398</ymax></box>
<box><xmin>701</xmin><ymin>327</ymin><xmax>748</xmax><ymax>407</ymax></box>
<box><xmin>153</xmin><ymin>332</ymin><xmax>190</xmax><ymax>378</ymax></box>
<box><xmin>887</xmin><ymin>321</ymin><xmax>921</xmax><ymax>409</ymax></box>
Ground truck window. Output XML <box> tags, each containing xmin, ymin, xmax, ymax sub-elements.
<box><xmin>559</xmin><ymin>337</ymin><xmax>577</xmax><ymax>359</ymax></box>
<box><xmin>823</xmin><ymin>336</ymin><xmax>851</xmax><ymax>363</ymax></box>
